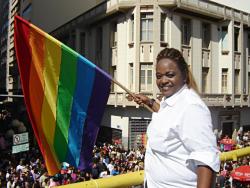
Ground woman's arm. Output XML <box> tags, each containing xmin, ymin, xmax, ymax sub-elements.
<box><xmin>197</xmin><ymin>165</ymin><xmax>214</xmax><ymax>188</ymax></box>
<box><xmin>149</xmin><ymin>99</ymin><xmax>160</xmax><ymax>112</ymax></box>
<box><xmin>133</xmin><ymin>94</ymin><xmax>160</xmax><ymax>112</ymax></box>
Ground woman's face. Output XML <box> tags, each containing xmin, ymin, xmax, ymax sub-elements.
<box><xmin>156</xmin><ymin>58</ymin><xmax>185</xmax><ymax>98</ymax></box>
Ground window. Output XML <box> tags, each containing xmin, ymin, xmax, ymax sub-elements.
<box><xmin>221</xmin><ymin>26</ymin><xmax>228</xmax><ymax>51</ymax></box>
<box><xmin>17</xmin><ymin>75</ymin><xmax>22</xmax><ymax>90</ymax></box>
<box><xmin>202</xmin><ymin>68</ymin><xmax>209</xmax><ymax>93</ymax></box>
<box><xmin>22</xmin><ymin>3</ymin><xmax>32</xmax><ymax>19</ymax></box>
<box><xmin>80</xmin><ymin>32</ymin><xmax>85</xmax><ymax>56</ymax></box>
<box><xmin>248</xmin><ymin>73</ymin><xmax>250</xmax><ymax>94</ymax></box>
<box><xmin>202</xmin><ymin>23</ymin><xmax>210</xmax><ymax>49</ymax></box>
<box><xmin>248</xmin><ymin>33</ymin><xmax>250</xmax><ymax>55</ymax></box>
<box><xmin>61</xmin><ymin>35</ymin><xmax>70</xmax><ymax>46</ymax></box>
<box><xmin>111</xmin><ymin>66</ymin><xmax>117</xmax><ymax>92</ymax></box>
<box><xmin>71</xmin><ymin>31</ymin><xmax>76</xmax><ymax>49</ymax></box>
<box><xmin>129</xmin><ymin>63</ymin><xmax>134</xmax><ymax>90</ymax></box>
<box><xmin>234</xmin><ymin>27</ymin><xmax>240</xmax><ymax>52</ymax></box>
<box><xmin>181</xmin><ymin>18</ymin><xmax>191</xmax><ymax>46</ymax></box>
<box><xmin>140</xmin><ymin>63</ymin><xmax>153</xmax><ymax>91</ymax></box>
<box><xmin>110</xmin><ymin>22</ymin><xmax>117</xmax><ymax>47</ymax></box>
<box><xmin>131</xmin><ymin>15</ymin><xmax>134</xmax><ymax>42</ymax></box>
<box><xmin>96</xmin><ymin>27</ymin><xmax>103</xmax><ymax>52</ymax></box>
<box><xmin>160</xmin><ymin>13</ymin><xmax>167</xmax><ymax>42</ymax></box>
<box><xmin>247</xmin><ymin>32</ymin><xmax>250</xmax><ymax>56</ymax></box>
<box><xmin>140</xmin><ymin>13</ymin><xmax>153</xmax><ymax>41</ymax></box>
<box><xmin>234</xmin><ymin>70</ymin><xmax>240</xmax><ymax>94</ymax></box>
<box><xmin>221</xmin><ymin>69</ymin><xmax>228</xmax><ymax>93</ymax></box>
<box><xmin>96</xmin><ymin>27</ymin><xmax>103</xmax><ymax>65</ymax></box>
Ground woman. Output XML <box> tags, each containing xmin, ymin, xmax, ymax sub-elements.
<box><xmin>133</xmin><ymin>48</ymin><xmax>220</xmax><ymax>187</ymax></box>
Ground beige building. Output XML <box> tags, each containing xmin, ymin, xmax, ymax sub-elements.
<box><xmin>0</xmin><ymin>0</ymin><xmax>21</xmax><ymax>103</ymax></box>
<box><xmin>0</xmin><ymin>0</ymin><xmax>9</xmax><ymax>96</ymax></box>
<box><xmin>2</xmin><ymin>0</ymin><xmax>250</xmax><ymax>149</ymax></box>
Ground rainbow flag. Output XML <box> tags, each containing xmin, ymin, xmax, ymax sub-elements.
<box><xmin>14</xmin><ymin>15</ymin><xmax>111</xmax><ymax>175</ymax></box>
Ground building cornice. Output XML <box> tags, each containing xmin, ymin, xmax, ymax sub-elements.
<box><xmin>52</xmin><ymin>0</ymin><xmax>250</xmax><ymax>36</ymax></box>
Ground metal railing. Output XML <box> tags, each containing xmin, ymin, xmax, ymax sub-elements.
<box><xmin>59</xmin><ymin>147</ymin><xmax>250</xmax><ymax>188</ymax></box>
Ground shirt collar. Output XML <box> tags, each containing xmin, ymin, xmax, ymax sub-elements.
<box><xmin>161</xmin><ymin>84</ymin><xmax>187</xmax><ymax>108</ymax></box>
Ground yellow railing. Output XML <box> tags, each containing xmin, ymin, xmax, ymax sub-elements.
<box><xmin>59</xmin><ymin>170</ymin><xmax>144</xmax><ymax>188</ymax></box>
<box><xmin>220</xmin><ymin>146</ymin><xmax>250</xmax><ymax>162</ymax></box>
<box><xmin>59</xmin><ymin>147</ymin><xmax>250</xmax><ymax>188</ymax></box>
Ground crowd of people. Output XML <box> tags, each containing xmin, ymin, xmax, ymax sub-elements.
<box><xmin>0</xmin><ymin>143</ymin><xmax>145</xmax><ymax>187</ymax></box>
<box><xmin>0</xmin><ymin>130</ymin><xmax>250</xmax><ymax>187</ymax></box>
<box><xmin>216</xmin><ymin>130</ymin><xmax>250</xmax><ymax>188</ymax></box>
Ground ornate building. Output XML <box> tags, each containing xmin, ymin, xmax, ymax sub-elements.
<box><xmin>1</xmin><ymin>0</ymin><xmax>250</xmax><ymax>149</ymax></box>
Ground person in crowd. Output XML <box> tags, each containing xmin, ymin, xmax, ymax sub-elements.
<box><xmin>6</xmin><ymin>176</ymin><xmax>13</xmax><ymax>188</ymax></box>
<box><xmin>16</xmin><ymin>159</ymin><xmax>25</xmax><ymax>173</ymax></box>
<box><xmin>39</xmin><ymin>170</ymin><xmax>48</xmax><ymax>187</ymax></box>
<box><xmin>111</xmin><ymin>166</ymin><xmax>119</xmax><ymax>176</ymax></box>
<box><xmin>131</xmin><ymin>47</ymin><xmax>220</xmax><ymax>187</ymax></box>
<box><xmin>48</xmin><ymin>176</ymin><xmax>60</xmax><ymax>188</ymax></box>
<box><xmin>91</xmin><ymin>163</ymin><xmax>99</xmax><ymax>179</ymax></box>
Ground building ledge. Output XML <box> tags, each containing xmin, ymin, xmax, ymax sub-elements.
<box><xmin>105</xmin><ymin>0</ymin><xmax>250</xmax><ymax>25</ymax></box>
<box><xmin>108</xmin><ymin>92</ymin><xmax>250</xmax><ymax>108</ymax></box>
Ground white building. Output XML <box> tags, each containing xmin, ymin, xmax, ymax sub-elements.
<box><xmin>0</xmin><ymin>0</ymin><xmax>21</xmax><ymax>103</ymax></box>
<box><xmin>8</xmin><ymin>0</ymin><xmax>250</xmax><ymax>149</ymax></box>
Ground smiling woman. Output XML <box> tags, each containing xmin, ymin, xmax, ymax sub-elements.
<box><xmin>156</xmin><ymin>58</ymin><xmax>185</xmax><ymax>98</ymax></box>
<box><xmin>156</xmin><ymin>47</ymin><xmax>199</xmax><ymax>96</ymax></box>
<box><xmin>131</xmin><ymin>47</ymin><xmax>220</xmax><ymax>188</ymax></box>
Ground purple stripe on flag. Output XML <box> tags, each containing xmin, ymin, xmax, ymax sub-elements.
<box><xmin>78</xmin><ymin>67</ymin><xmax>111</xmax><ymax>169</ymax></box>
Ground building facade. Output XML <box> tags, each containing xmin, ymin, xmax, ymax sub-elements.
<box><xmin>1</xmin><ymin>0</ymin><xmax>250</xmax><ymax>149</ymax></box>
<box><xmin>0</xmin><ymin>0</ymin><xmax>10</xmax><ymax>99</ymax></box>
<box><xmin>0</xmin><ymin>0</ymin><xmax>21</xmax><ymax>103</ymax></box>
<box><xmin>0</xmin><ymin>0</ymin><xmax>9</xmax><ymax>97</ymax></box>
<box><xmin>50</xmin><ymin>0</ymin><xmax>250</xmax><ymax>149</ymax></box>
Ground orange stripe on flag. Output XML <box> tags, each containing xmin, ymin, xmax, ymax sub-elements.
<box><xmin>28</xmin><ymin>26</ymin><xmax>60</xmax><ymax>174</ymax></box>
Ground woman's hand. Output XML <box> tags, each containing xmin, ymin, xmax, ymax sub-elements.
<box><xmin>133</xmin><ymin>94</ymin><xmax>150</xmax><ymax>106</ymax></box>
<box><xmin>127</xmin><ymin>94</ymin><xmax>160</xmax><ymax>112</ymax></box>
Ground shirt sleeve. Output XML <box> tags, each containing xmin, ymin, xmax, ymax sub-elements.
<box><xmin>177</xmin><ymin>103</ymin><xmax>220</xmax><ymax>172</ymax></box>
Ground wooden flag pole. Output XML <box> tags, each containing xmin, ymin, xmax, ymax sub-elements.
<box><xmin>111</xmin><ymin>78</ymin><xmax>154</xmax><ymax>113</ymax></box>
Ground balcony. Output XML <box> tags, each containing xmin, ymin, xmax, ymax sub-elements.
<box><xmin>107</xmin><ymin>92</ymin><xmax>153</xmax><ymax>108</ymax></box>
<box><xmin>140</xmin><ymin>43</ymin><xmax>153</xmax><ymax>63</ymax></box>
<box><xmin>107</xmin><ymin>92</ymin><xmax>137</xmax><ymax>107</ymax></box>
<box><xmin>107</xmin><ymin>92</ymin><xmax>250</xmax><ymax>108</ymax></box>
<box><xmin>106</xmin><ymin>0</ymin><xmax>136</xmax><ymax>14</ymax></box>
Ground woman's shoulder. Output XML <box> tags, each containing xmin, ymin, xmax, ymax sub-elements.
<box><xmin>183</xmin><ymin>88</ymin><xmax>208</xmax><ymax>109</ymax></box>
<box><xmin>179</xmin><ymin>88</ymin><xmax>212</xmax><ymax>119</ymax></box>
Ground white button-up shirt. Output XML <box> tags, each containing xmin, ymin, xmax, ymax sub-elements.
<box><xmin>145</xmin><ymin>85</ymin><xmax>220</xmax><ymax>188</ymax></box>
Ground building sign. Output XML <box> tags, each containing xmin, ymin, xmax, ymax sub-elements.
<box><xmin>12</xmin><ymin>143</ymin><xmax>29</xmax><ymax>154</ymax></box>
<box><xmin>12</xmin><ymin>132</ymin><xmax>29</xmax><ymax>154</ymax></box>
<box><xmin>13</xmin><ymin>132</ymin><xmax>28</xmax><ymax>145</ymax></box>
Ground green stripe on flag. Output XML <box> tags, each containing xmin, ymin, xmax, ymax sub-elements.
<box><xmin>54</xmin><ymin>44</ymin><xmax>77</xmax><ymax>162</ymax></box>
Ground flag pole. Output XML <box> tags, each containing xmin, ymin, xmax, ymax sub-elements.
<box><xmin>111</xmin><ymin>78</ymin><xmax>154</xmax><ymax>113</ymax></box>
